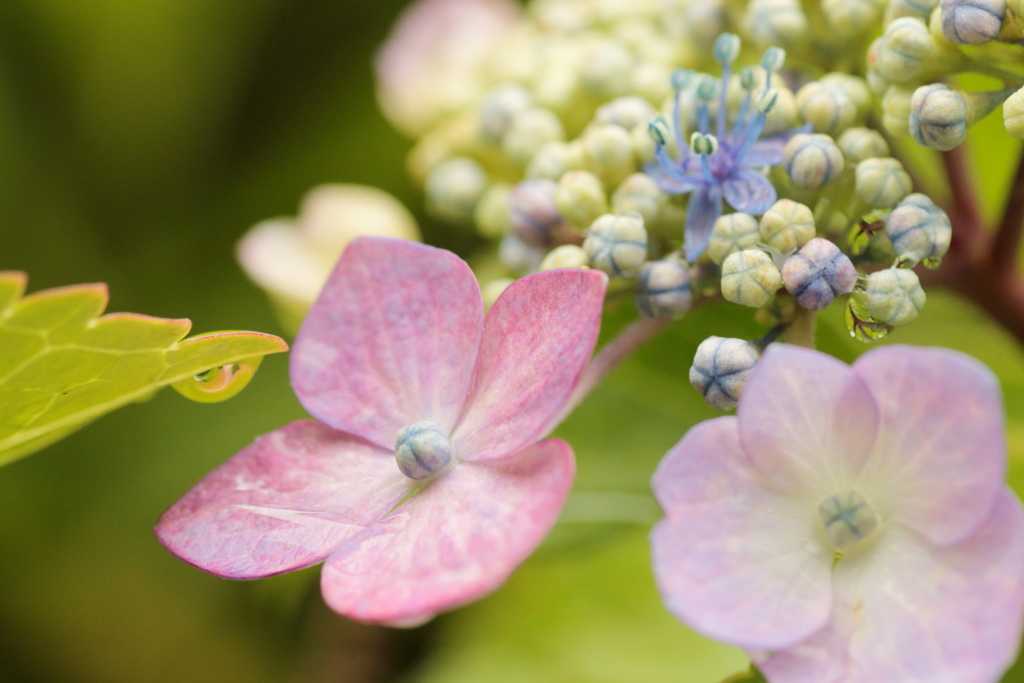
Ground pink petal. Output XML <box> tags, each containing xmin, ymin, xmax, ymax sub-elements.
<box><xmin>291</xmin><ymin>237</ymin><xmax>484</xmax><ymax>450</ymax></box>
<box><xmin>451</xmin><ymin>269</ymin><xmax>607</xmax><ymax>462</ymax></box>
<box><xmin>853</xmin><ymin>345</ymin><xmax>1005</xmax><ymax>545</ymax></box>
<box><xmin>155</xmin><ymin>420</ymin><xmax>414</xmax><ymax>579</ymax></box>
<box><xmin>738</xmin><ymin>344</ymin><xmax>879</xmax><ymax>495</ymax></box>
<box><xmin>758</xmin><ymin>490</ymin><xmax>1024</xmax><ymax>683</ymax></box>
<box><xmin>319</xmin><ymin>438</ymin><xmax>575</xmax><ymax>623</ymax></box>
<box><xmin>651</xmin><ymin>418</ymin><xmax>834</xmax><ymax>650</ymax></box>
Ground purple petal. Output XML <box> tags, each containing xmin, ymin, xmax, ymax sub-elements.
<box><xmin>651</xmin><ymin>418</ymin><xmax>834</xmax><ymax>649</ymax></box>
<box><xmin>155</xmin><ymin>420</ymin><xmax>413</xmax><ymax>579</ymax></box>
<box><xmin>684</xmin><ymin>184</ymin><xmax>723</xmax><ymax>261</ymax></box>
<box><xmin>452</xmin><ymin>268</ymin><xmax>607</xmax><ymax>462</ymax></box>
<box><xmin>319</xmin><ymin>438</ymin><xmax>575</xmax><ymax>623</ymax></box>
<box><xmin>291</xmin><ymin>237</ymin><xmax>483</xmax><ymax>450</ymax></box>
<box><xmin>723</xmin><ymin>169</ymin><xmax>777</xmax><ymax>215</ymax></box>
<box><xmin>644</xmin><ymin>162</ymin><xmax>704</xmax><ymax>195</ymax></box>
<box><xmin>853</xmin><ymin>346</ymin><xmax>1005</xmax><ymax>545</ymax></box>
<box><xmin>738</xmin><ymin>345</ymin><xmax>880</xmax><ymax>495</ymax></box>
<box><xmin>758</xmin><ymin>491</ymin><xmax>1024</xmax><ymax>683</ymax></box>
<box><xmin>743</xmin><ymin>124</ymin><xmax>813</xmax><ymax>167</ymax></box>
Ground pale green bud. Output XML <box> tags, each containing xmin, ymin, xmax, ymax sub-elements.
<box><xmin>502</xmin><ymin>107</ymin><xmax>566</xmax><ymax>165</ymax></box>
<box><xmin>821</xmin><ymin>73</ymin><xmax>873</xmax><ymax>114</ymax></box>
<box><xmin>796</xmin><ymin>81</ymin><xmax>858</xmax><ymax>136</ymax></box>
<box><xmin>596</xmin><ymin>96</ymin><xmax>656</xmax><ymax>131</ymax></box>
<box><xmin>1004</xmin><ymin>86</ymin><xmax>1024</xmax><ymax>138</ymax></box>
<box><xmin>425</xmin><ymin>157</ymin><xmax>488</xmax><ymax>224</ymax></box>
<box><xmin>882</xmin><ymin>84</ymin><xmax>916</xmax><ymax>137</ymax></box>
<box><xmin>540</xmin><ymin>244</ymin><xmax>589</xmax><ymax>271</ymax></box>
<box><xmin>582</xmin><ymin>40</ymin><xmax>634</xmax><ymax>99</ymax></box>
<box><xmin>583</xmin><ymin>123</ymin><xmax>637</xmax><ymax>186</ymax></box>
<box><xmin>555</xmin><ymin>170</ymin><xmax>609</xmax><ymax>228</ymax></box>
<box><xmin>474</xmin><ymin>183</ymin><xmax>512</xmax><ymax>239</ymax></box>
<box><xmin>632</xmin><ymin>62</ymin><xmax>674</xmax><ymax>104</ymax></box>
<box><xmin>759</xmin><ymin>199</ymin><xmax>816</xmax><ymax>252</ymax></box>
<box><xmin>708</xmin><ymin>213</ymin><xmax>762</xmax><ymax>265</ymax></box>
<box><xmin>479</xmin><ymin>84</ymin><xmax>534</xmax><ymax>144</ymax></box>
<box><xmin>636</xmin><ymin>255</ymin><xmax>693</xmax><ymax>318</ymax></box>
<box><xmin>612</xmin><ymin>173</ymin><xmax>668</xmax><ymax>227</ymax></box>
<box><xmin>744</xmin><ymin>0</ymin><xmax>809</xmax><ymax>46</ymax></box>
<box><xmin>721</xmin><ymin>249</ymin><xmax>783</xmax><ymax>308</ymax></box>
<box><xmin>583</xmin><ymin>213</ymin><xmax>649</xmax><ymax>278</ymax></box>
<box><xmin>888</xmin><ymin>0</ymin><xmax>939</xmax><ymax>20</ymax></box>
<box><xmin>822</xmin><ymin>0</ymin><xmax>886</xmax><ymax>36</ymax></box>
<box><xmin>877</xmin><ymin>17</ymin><xmax>935</xmax><ymax>81</ymax></box>
<box><xmin>499</xmin><ymin>234</ymin><xmax>544</xmax><ymax>273</ymax></box>
<box><xmin>909</xmin><ymin>83</ymin><xmax>967</xmax><ymax>150</ymax></box>
<box><xmin>782</xmin><ymin>134</ymin><xmax>846</xmax><ymax>190</ymax></box>
<box><xmin>856</xmin><ymin>158</ymin><xmax>913</xmax><ymax>208</ymax></box>
<box><xmin>864</xmin><ymin>267</ymin><xmax>926</xmax><ymax>325</ymax></box>
<box><xmin>763</xmin><ymin>87</ymin><xmax>800</xmax><ymax>136</ymax></box>
<box><xmin>885</xmin><ymin>193</ymin><xmax>952</xmax><ymax>265</ymax></box>
<box><xmin>837</xmin><ymin>127</ymin><xmax>891</xmax><ymax>162</ymax></box>
<box><xmin>526</xmin><ymin>141</ymin><xmax>572</xmax><ymax>181</ymax></box>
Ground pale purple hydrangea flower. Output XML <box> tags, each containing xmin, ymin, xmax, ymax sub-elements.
<box><xmin>156</xmin><ymin>236</ymin><xmax>608</xmax><ymax>625</ymax></box>
<box><xmin>647</xmin><ymin>51</ymin><xmax>810</xmax><ymax>261</ymax></box>
<box><xmin>652</xmin><ymin>344</ymin><xmax>1024</xmax><ymax>683</ymax></box>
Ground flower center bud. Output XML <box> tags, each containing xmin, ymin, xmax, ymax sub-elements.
<box><xmin>818</xmin><ymin>490</ymin><xmax>878</xmax><ymax>551</ymax></box>
<box><xmin>395</xmin><ymin>420</ymin><xmax>452</xmax><ymax>480</ymax></box>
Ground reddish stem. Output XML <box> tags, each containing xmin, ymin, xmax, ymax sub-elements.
<box><xmin>993</xmin><ymin>147</ymin><xmax>1024</xmax><ymax>271</ymax></box>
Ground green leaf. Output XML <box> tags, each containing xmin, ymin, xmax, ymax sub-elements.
<box><xmin>0</xmin><ymin>272</ymin><xmax>289</xmax><ymax>466</ymax></box>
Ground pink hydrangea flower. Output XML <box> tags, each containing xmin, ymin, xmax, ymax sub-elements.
<box><xmin>651</xmin><ymin>344</ymin><xmax>1024</xmax><ymax>683</ymax></box>
<box><xmin>156</xmin><ymin>236</ymin><xmax>607</xmax><ymax>624</ymax></box>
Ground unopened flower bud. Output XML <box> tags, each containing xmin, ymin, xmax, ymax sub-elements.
<box><xmin>555</xmin><ymin>171</ymin><xmax>609</xmax><ymax>228</ymax></box>
<box><xmin>822</xmin><ymin>0</ymin><xmax>885</xmax><ymax>36</ymax></box>
<box><xmin>425</xmin><ymin>157</ymin><xmax>488</xmax><ymax>223</ymax></box>
<box><xmin>885</xmin><ymin>193</ymin><xmax>952</xmax><ymax>265</ymax></box>
<box><xmin>708</xmin><ymin>213</ymin><xmax>762</xmax><ymax>265</ymax></box>
<box><xmin>796</xmin><ymin>81</ymin><xmax>858</xmax><ymax>136</ymax></box>
<box><xmin>782</xmin><ymin>134</ymin><xmax>846</xmax><ymax>189</ymax></box>
<box><xmin>763</xmin><ymin>87</ymin><xmax>800</xmax><ymax>136</ymax></box>
<box><xmin>509</xmin><ymin>179</ymin><xmax>566</xmax><ymax>247</ymax></box>
<box><xmin>636</xmin><ymin>255</ymin><xmax>693</xmax><ymax>318</ymax></box>
<box><xmin>582</xmin><ymin>40</ymin><xmax>634</xmax><ymax>99</ymax></box>
<box><xmin>583</xmin><ymin>213</ymin><xmax>648</xmax><ymax>278</ymax></box>
<box><xmin>856</xmin><ymin>157</ymin><xmax>913</xmax><ymax>208</ymax></box>
<box><xmin>782</xmin><ymin>238</ymin><xmax>858</xmax><ymax>311</ymax></box>
<box><xmin>526</xmin><ymin>141</ymin><xmax>572</xmax><ymax>181</ymax></box>
<box><xmin>909</xmin><ymin>84</ymin><xmax>968</xmax><ymax>150</ymax></box>
<box><xmin>864</xmin><ymin>267</ymin><xmax>926</xmax><ymax>325</ymax></box>
<box><xmin>474</xmin><ymin>183</ymin><xmax>512</xmax><ymax>239</ymax></box>
<box><xmin>940</xmin><ymin>0</ymin><xmax>1005</xmax><ymax>44</ymax></box>
<box><xmin>889</xmin><ymin>0</ymin><xmax>940</xmax><ymax>20</ymax></box>
<box><xmin>819</xmin><ymin>490</ymin><xmax>878</xmax><ymax>550</ymax></box>
<box><xmin>540</xmin><ymin>244</ymin><xmax>589</xmax><ymax>271</ymax></box>
<box><xmin>691</xmin><ymin>132</ymin><xmax>719</xmax><ymax>156</ymax></box>
<box><xmin>499</xmin><ymin>234</ymin><xmax>544</xmax><ymax>272</ymax></box>
<box><xmin>761</xmin><ymin>46</ymin><xmax>787</xmax><ymax>72</ymax></box>
<box><xmin>633</xmin><ymin>62</ymin><xmax>674</xmax><ymax>105</ymax></box>
<box><xmin>821</xmin><ymin>73</ymin><xmax>873</xmax><ymax>115</ymax></box>
<box><xmin>596</xmin><ymin>96</ymin><xmax>655</xmax><ymax>131</ymax></box>
<box><xmin>583</xmin><ymin>123</ymin><xmax>636</xmax><ymax>185</ymax></box>
<box><xmin>1005</xmin><ymin>86</ymin><xmax>1024</xmax><ymax>139</ymax></box>
<box><xmin>612</xmin><ymin>173</ymin><xmax>668</xmax><ymax>227</ymax></box>
<box><xmin>479</xmin><ymin>83</ymin><xmax>534</xmax><ymax>144</ymax></box>
<box><xmin>395</xmin><ymin>421</ymin><xmax>452</xmax><ymax>480</ymax></box>
<box><xmin>837</xmin><ymin>127</ymin><xmax>891</xmax><ymax>162</ymax></box>
<box><xmin>713</xmin><ymin>33</ymin><xmax>742</xmax><ymax>64</ymax></box>
<box><xmin>722</xmin><ymin>249</ymin><xmax>783</xmax><ymax>308</ymax></box>
<box><xmin>502</xmin><ymin>107</ymin><xmax>565</xmax><ymax>165</ymax></box>
<box><xmin>481</xmin><ymin>277</ymin><xmax>514</xmax><ymax>311</ymax></box>
<box><xmin>689</xmin><ymin>336</ymin><xmax>760</xmax><ymax>411</ymax></box>
<box><xmin>882</xmin><ymin>84</ymin><xmax>916</xmax><ymax>136</ymax></box>
<box><xmin>744</xmin><ymin>0</ymin><xmax>808</xmax><ymax>46</ymax></box>
<box><xmin>877</xmin><ymin>17</ymin><xmax>935</xmax><ymax>81</ymax></box>
<box><xmin>760</xmin><ymin>199</ymin><xmax>816</xmax><ymax>252</ymax></box>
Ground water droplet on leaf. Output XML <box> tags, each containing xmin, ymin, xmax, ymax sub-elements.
<box><xmin>922</xmin><ymin>256</ymin><xmax>942</xmax><ymax>269</ymax></box>
<box><xmin>845</xmin><ymin>299</ymin><xmax>893</xmax><ymax>342</ymax></box>
<box><xmin>171</xmin><ymin>355</ymin><xmax>264</xmax><ymax>403</ymax></box>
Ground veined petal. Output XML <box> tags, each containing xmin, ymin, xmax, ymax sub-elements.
<box><xmin>684</xmin><ymin>184</ymin><xmax>723</xmax><ymax>262</ymax></box>
<box><xmin>723</xmin><ymin>169</ymin><xmax>777</xmax><ymax>215</ymax></box>
<box><xmin>155</xmin><ymin>420</ymin><xmax>413</xmax><ymax>579</ymax></box>
<box><xmin>291</xmin><ymin>237</ymin><xmax>483</xmax><ymax>450</ymax></box>
<box><xmin>738</xmin><ymin>345</ymin><xmax>880</xmax><ymax>496</ymax></box>
<box><xmin>757</xmin><ymin>491</ymin><xmax>1024</xmax><ymax>683</ymax></box>
<box><xmin>319</xmin><ymin>438</ymin><xmax>575</xmax><ymax>623</ymax></box>
<box><xmin>651</xmin><ymin>418</ymin><xmax>834</xmax><ymax>650</ymax></box>
<box><xmin>743</xmin><ymin>124</ymin><xmax>814</xmax><ymax>167</ymax></box>
<box><xmin>645</xmin><ymin>162</ymin><xmax>704</xmax><ymax>194</ymax></box>
<box><xmin>451</xmin><ymin>268</ymin><xmax>606</xmax><ymax>462</ymax></box>
<box><xmin>853</xmin><ymin>346</ymin><xmax>1005</xmax><ymax>545</ymax></box>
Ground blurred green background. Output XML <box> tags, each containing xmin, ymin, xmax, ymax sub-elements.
<box><xmin>3</xmin><ymin>1</ymin><xmax>1024</xmax><ymax>681</ymax></box>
